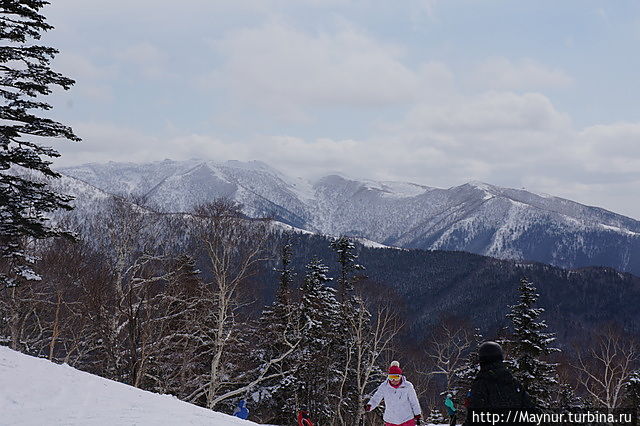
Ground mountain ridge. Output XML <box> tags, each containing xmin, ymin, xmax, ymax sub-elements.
<box><xmin>57</xmin><ymin>159</ymin><xmax>640</xmax><ymax>276</ymax></box>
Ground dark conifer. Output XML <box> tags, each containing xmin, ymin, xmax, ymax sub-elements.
<box><xmin>622</xmin><ymin>370</ymin><xmax>640</xmax><ymax>411</ymax></box>
<box><xmin>330</xmin><ymin>236</ymin><xmax>364</xmax><ymax>302</ymax></box>
<box><xmin>503</xmin><ymin>277</ymin><xmax>559</xmax><ymax>408</ymax></box>
<box><xmin>1</xmin><ymin>0</ymin><xmax>80</xmax><ymax>288</ymax></box>
<box><xmin>253</xmin><ymin>236</ymin><xmax>300</xmax><ymax>424</ymax></box>
<box><xmin>330</xmin><ymin>236</ymin><xmax>366</xmax><ymax>423</ymax></box>
<box><xmin>296</xmin><ymin>258</ymin><xmax>341</xmax><ymax>424</ymax></box>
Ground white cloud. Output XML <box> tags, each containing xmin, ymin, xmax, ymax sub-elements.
<box><xmin>404</xmin><ymin>91</ymin><xmax>571</xmax><ymax>136</ymax></box>
<box><xmin>50</xmin><ymin>123</ymin><xmax>159</xmax><ymax>166</ymax></box>
<box><xmin>51</xmin><ymin>122</ymin><xmax>254</xmax><ymax>168</ymax></box>
<box><xmin>40</xmin><ymin>1</ymin><xmax>640</xmax><ymax>219</ymax></box>
<box><xmin>580</xmin><ymin>122</ymin><xmax>640</xmax><ymax>155</ymax></box>
<box><xmin>578</xmin><ymin>123</ymin><xmax>640</xmax><ymax>174</ymax></box>
<box><xmin>205</xmin><ymin>21</ymin><xmax>453</xmax><ymax>119</ymax></box>
<box><xmin>525</xmin><ymin>177</ymin><xmax>640</xmax><ymax>220</ymax></box>
<box><xmin>51</xmin><ymin>104</ymin><xmax>640</xmax><ymax>219</ymax></box>
<box><xmin>83</xmin><ymin>91</ymin><xmax>566</xmax><ymax>186</ymax></box>
<box><xmin>469</xmin><ymin>57</ymin><xmax>573</xmax><ymax>91</ymax></box>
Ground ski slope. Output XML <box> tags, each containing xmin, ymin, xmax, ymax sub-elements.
<box><xmin>0</xmin><ymin>346</ymin><xmax>257</xmax><ymax>426</ymax></box>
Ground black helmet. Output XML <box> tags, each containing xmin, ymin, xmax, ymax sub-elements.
<box><xmin>478</xmin><ymin>341</ymin><xmax>504</xmax><ymax>365</ymax></box>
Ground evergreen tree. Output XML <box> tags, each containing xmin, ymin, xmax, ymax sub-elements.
<box><xmin>276</xmin><ymin>235</ymin><xmax>294</xmax><ymax>305</ymax></box>
<box><xmin>296</xmin><ymin>258</ymin><xmax>341</xmax><ymax>424</ymax></box>
<box><xmin>253</xmin><ymin>236</ymin><xmax>300</xmax><ymax>424</ymax></box>
<box><xmin>329</xmin><ymin>236</ymin><xmax>366</xmax><ymax>424</ymax></box>
<box><xmin>622</xmin><ymin>370</ymin><xmax>640</xmax><ymax>411</ymax></box>
<box><xmin>1</xmin><ymin>0</ymin><xmax>80</xmax><ymax>288</ymax></box>
<box><xmin>503</xmin><ymin>277</ymin><xmax>559</xmax><ymax>408</ymax></box>
<box><xmin>556</xmin><ymin>382</ymin><xmax>582</xmax><ymax>414</ymax></box>
<box><xmin>329</xmin><ymin>236</ymin><xmax>364</xmax><ymax>302</ymax></box>
<box><xmin>427</xmin><ymin>407</ymin><xmax>446</xmax><ymax>424</ymax></box>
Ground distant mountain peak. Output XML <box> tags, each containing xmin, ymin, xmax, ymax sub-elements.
<box><xmin>466</xmin><ymin>180</ymin><xmax>494</xmax><ymax>190</ymax></box>
<box><xmin>223</xmin><ymin>159</ymin><xmax>275</xmax><ymax>172</ymax></box>
<box><xmin>56</xmin><ymin>158</ymin><xmax>640</xmax><ymax>276</ymax></box>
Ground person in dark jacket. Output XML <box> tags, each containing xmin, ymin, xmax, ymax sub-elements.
<box><xmin>462</xmin><ymin>341</ymin><xmax>536</xmax><ymax>426</ymax></box>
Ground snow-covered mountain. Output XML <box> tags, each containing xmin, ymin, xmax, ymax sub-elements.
<box><xmin>57</xmin><ymin>159</ymin><xmax>640</xmax><ymax>276</ymax></box>
<box><xmin>0</xmin><ymin>346</ymin><xmax>257</xmax><ymax>426</ymax></box>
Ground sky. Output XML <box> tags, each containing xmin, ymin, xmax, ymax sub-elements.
<box><xmin>37</xmin><ymin>0</ymin><xmax>640</xmax><ymax>219</ymax></box>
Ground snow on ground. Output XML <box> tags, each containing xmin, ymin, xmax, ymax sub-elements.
<box><xmin>0</xmin><ymin>346</ymin><xmax>257</xmax><ymax>426</ymax></box>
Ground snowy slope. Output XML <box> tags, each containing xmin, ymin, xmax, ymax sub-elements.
<box><xmin>57</xmin><ymin>159</ymin><xmax>640</xmax><ymax>275</ymax></box>
<box><xmin>0</xmin><ymin>346</ymin><xmax>257</xmax><ymax>426</ymax></box>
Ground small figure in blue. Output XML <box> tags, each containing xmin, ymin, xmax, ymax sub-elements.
<box><xmin>444</xmin><ymin>393</ymin><xmax>457</xmax><ymax>426</ymax></box>
<box><xmin>233</xmin><ymin>399</ymin><xmax>249</xmax><ymax>420</ymax></box>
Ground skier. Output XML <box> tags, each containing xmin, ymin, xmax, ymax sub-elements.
<box><xmin>444</xmin><ymin>393</ymin><xmax>457</xmax><ymax>426</ymax></box>
<box><xmin>364</xmin><ymin>361</ymin><xmax>422</xmax><ymax>426</ymax></box>
<box><xmin>297</xmin><ymin>408</ymin><xmax>314</xmax><ymax>426</ymax></box>
<box><xmin>462</xmin><ymin>341</ymin><xmax>536</xmax><ymax>425</ymax></box>
<box><xmin>463</xmin><ymin>390</ymin><xmax>471</xmax><ymax>409</ymax></box>
<box><xmin>232</xmin><ymin>399</ymin><xmax>249</xmax><ymax>420</ymax></box>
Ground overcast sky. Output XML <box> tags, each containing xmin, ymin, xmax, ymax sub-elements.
<box><xmin>40</xmin><ymin>0</ymin><xmax>640</xmax><ymax>219</ymax></box>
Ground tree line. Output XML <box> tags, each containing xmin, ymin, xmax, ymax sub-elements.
<box><xmin>1</xmin><ymin>197</ymin><xmax>403</xmax><ymax>425</ymax></box>
<box><xmin>2</xmin><ymin>196</ymin><xmax>639</xmax><ymax>425</ymax></box>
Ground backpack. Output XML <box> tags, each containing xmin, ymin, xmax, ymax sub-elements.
<box><xmin>469</xmin><ymin>364</ymin><xmax>537</xmax><ymax>411</ymax></box>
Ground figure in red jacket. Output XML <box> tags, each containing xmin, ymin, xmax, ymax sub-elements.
<box><xmin>297</xmin><ymin>408</ymin><xmax>314</xmax><ymax>426</ymax></box>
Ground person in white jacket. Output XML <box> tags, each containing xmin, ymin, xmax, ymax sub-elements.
<box><xmin>364</xmin><ymin>361</ymin><xmax>422</xmax><ymax>426</ymax></box>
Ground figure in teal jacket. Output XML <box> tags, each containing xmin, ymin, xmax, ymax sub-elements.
<box><xmin>444</xmin><ymin>393</ymin><xmax>457</xmax><ymax>426</ymax></box>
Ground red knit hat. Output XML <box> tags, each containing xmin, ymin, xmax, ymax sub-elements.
<box><xmin>388</xmin><ymin>360</ymin><xmax>402</xmax><ymax>375</ymax></box>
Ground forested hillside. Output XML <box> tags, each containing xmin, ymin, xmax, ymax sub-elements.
<box><xmin>3</xmin><ymin>195</ymin><xmax>639</xmax><ymax>424</ymax></box>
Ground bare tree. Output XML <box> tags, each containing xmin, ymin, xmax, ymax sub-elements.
<box><xmin>0</xmin><ymin>236</ymin><xmax>45</xmax><ymax>351</ymax></box>
<box><xmin>35</xmin><ymin>237</ymin><xmax>95</xmax><ymax>362</ymax></box>
<box><xmin>86</xmin><ymin>196</ymin><xmax>167</xmax><ymax>384</ymax></box>
<box><xmin>0</xmin><ymin>232</ymin><xmax>115</xmax><ymax>371</ymax></box>
<box><xmin>0</xmin><ymin>272</ymin><xmax>47</xmax><ymax>352</ymax></box>
<box><xmin>138</xmin><ymin>254</ymin><xmax>212</xmax><ymax>397</ymax></box>
<box><xmin>423</xmin><ymin>316</ymin><xmax>474</xmax><ymax>392</ymax></box>
<box><xmin>189</xmin><ymin>199</ymin><xmax>271</xmax><ymax>409</ymax></box>
<box><xmin>573</xmin><ymin>326</ymin><xmax>639</xmax><ymax>411</ymax></box>
<box><xmin>351</xmin><ymin>299</ymin><xmax>401</xmax><ymax>426</ymax></box>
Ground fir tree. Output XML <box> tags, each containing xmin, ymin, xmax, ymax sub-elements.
<box><xmin>329</xmin><ymin>236</ymin><xmax>364</xmax><ymax>302</ymax></box>
<box><xmin>427</xmin><ymin>407</ymin><xmax>446</xmax><ymax>424</ymax></box>
<box><xmin>622</xmin><ymin>370</ymin><xmax>640</xmax><ymax>411</ymax></box>
<box><xmin>556</xmin><ymin>382</ymin><xmax>582</xmax><ymax>414</ymax></box>
<box><xmin>503</xmin><ymin>277</ymin><xmax>559</xmax><ymax>408</ymax></box>
<box><xmin>275</xmin><ymin>234</ymin><xmax>294</xmax><ymax>305</ymax></box>
<box><xmin>253</xmin><ymin>236</ymin><xmax>300</xmax><ymax>424</ymax></box>
<box><xmin>329</xmin><ymin>236</ymin><xmax>366</xmax><ymax>424</ymax></box>
<box><xmin>1</xmin><ymin>0</ymin><xmax>80</xmax><ymax>288</ymax></box>
<box><xmin>296</xmin><ymin>258</ymin><xmax>341</xmax><ymax>424</ymax></box>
